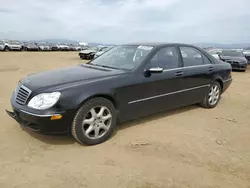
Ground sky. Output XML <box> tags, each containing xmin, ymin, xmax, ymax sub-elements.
<box><xmin>0</xmin><ymin>0</ymin><xmax>250</xmax><ymax>44</ymax></box>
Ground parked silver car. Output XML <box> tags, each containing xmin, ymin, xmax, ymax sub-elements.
<box><xmin>0</xmin><ymin>40</ymin><xmax>4</xmax><ymax>51</ymax></box>
<box><xmin>38</xmin><ymin>42</ymin><xmax>51</xmax><ymax>51</ymax></box>
<box><xmin>58</xmin><ymin>43</ymin><xmax>69</xmax><ymax>51</ymax></box>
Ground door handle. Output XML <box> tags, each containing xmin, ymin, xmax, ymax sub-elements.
<box><xmin>175</xmin><ymin>71</ymin><xmax>183</xmax><ymax>77</ymax></box>
<box><xmin>208</xmin><ymin>67</ymin><xmax>214</xmax><ymax>72</ymax></box>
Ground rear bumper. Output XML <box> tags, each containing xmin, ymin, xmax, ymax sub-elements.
<box><xmin>222</xmin><ymin>78</ymin><xmax>232</xmax><ymax>93</ymax></box>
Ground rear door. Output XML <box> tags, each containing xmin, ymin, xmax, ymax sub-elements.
<box><xmin>177</xmin><ymin>46</ymin><xmax>214</xmax><ymax>105</ymax></box>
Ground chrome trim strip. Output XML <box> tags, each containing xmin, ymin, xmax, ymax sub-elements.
<box><xmin>223</xmin><ymin>78</ymin><xmax>232</xmax><ymax>83</ymax></box>
<box><xmin>162</xmin><ymin>64</ymin><xmax>211</xmax><ymax>72</ymax></box>
<box><xmin>128</xmin><ymin>84</ymin><xmax>210</xmax><ymax>104</ymax></box>
<box><xmin>20</xmin><ymin>110</ymin><xmax>61</xmax><ymax>117</ymax></box>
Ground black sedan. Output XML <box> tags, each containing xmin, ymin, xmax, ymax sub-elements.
<box><xmin>219</xmin><ymin>50</ymin><xmax>248</xmax><ymax>71</ymax></box>
<box><xmin>6</xmin><ymin>43</ymin><xmax>232</xmax><ymax>145</ymax></box>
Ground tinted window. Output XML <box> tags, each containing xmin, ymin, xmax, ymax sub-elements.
<box><xmin>180</xmin><ymin>47</ymin><xmax>203</xmax><ymax>67</ymax></box>
<box><xmin>148</xmin><ymin>47</ymin><xmax>179</xmax><ymax>69</ymax></box>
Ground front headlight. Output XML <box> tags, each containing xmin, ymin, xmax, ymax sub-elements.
<box><xmin>28</xmin><ymin>92</ymin><xmax>61</xmax><ymax>110</ymax></box>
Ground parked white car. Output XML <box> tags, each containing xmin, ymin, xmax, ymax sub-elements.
<box><xmin>1</xmin><ymin>40</ymin><xmax>22</xmax><ymax>51</ymax></box>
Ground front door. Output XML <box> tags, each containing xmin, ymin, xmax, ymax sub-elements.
<box><xmin>118</xmin><ymin>46</ymin><xmax>186</xmax><ymax>121</ymax></box>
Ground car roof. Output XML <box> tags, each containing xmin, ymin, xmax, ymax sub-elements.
<box><xmin>122</xmin><ymin>42</ymin><xmax>198</xmax><ymax>48</ymax></box>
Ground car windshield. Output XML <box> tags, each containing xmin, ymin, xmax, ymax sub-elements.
<box><xmin>87</xmin><ymin>45</ymin><xmax>154</xmax><ymax>70</ymax></box>
<box><xmin>221</xmin><ymin>50</ymin><xmax>244</xmax><ymax>57</ymax></box>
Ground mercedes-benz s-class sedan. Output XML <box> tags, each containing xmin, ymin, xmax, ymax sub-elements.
<box><xmin>6</xmin><ymin>43</ymin><xmax>232</xmax><ymax>145</ymax></box>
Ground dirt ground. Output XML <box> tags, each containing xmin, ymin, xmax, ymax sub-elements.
<box><xmin>0</xmin><ymin>52</ymin><xmax>250</xmax><ymax>188</ymax></box>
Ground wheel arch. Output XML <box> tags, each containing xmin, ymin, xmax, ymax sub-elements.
<box><xmin>78</xmin><ymin>93</ymin><xmax>118</xmax><ymax>110</ymax></box>
<box><xmin>214</xmin><ymin>78</ymin><xmax>223</xmax><ymax>91</ymax></box>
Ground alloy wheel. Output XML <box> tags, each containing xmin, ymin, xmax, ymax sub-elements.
<box><xmin>82</xmin><ymin>106</ymin><xmax>112</xmax><ymax>139</ymax></box>
<box><xmin>208</xmin><ymin>85</ymin><xmax>220</xmax><ymax>105</ymax></box>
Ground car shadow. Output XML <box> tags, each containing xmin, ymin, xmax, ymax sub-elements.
<box><xmin>118</xmin><ymin>105</ymin><xmax>199</xmax><ymax>131</ymax></box>
<box><xmin>23</xmin><ymin>129</ymin><xmax>76</xmax><ymax>145</ymax></box>
<box><xmin>22</xmin><ymin>104</ymin><xmax>199</xmax><ymax>145</ymax></box>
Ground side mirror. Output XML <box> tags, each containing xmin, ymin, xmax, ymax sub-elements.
<box><xmin>149</xmin><ymin>67</ymin><xmax>163</xmax><ymax>73</ymax></box>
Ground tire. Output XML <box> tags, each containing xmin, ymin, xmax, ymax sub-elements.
<box><xmin>71</xmin><ymin>97</ymin><xmax>117</xmax><ymax>145</ymax></box>
<box><xmin>4</xmin><ymin>46</ymin><xmax>9</xmax><ymax>51</ymax></box>
<box><xmin>200</xmin><ymin>81</ymin><xmax>221</xmax><ymax>108</ymax></box>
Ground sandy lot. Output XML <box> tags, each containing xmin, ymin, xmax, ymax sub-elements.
<box><xmin>0</xmin><ymin>52</ymin><xmax>250</xmax><ymax>188</ymax></box>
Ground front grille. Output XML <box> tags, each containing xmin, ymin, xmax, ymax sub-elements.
<box><xmin>226</xmin><ymin>60</ymin><xmax>239</xmax><ymax>64</ymax></box>
<box><xmin>15</xmin><ymin>84</ymin><xmax>32</xmax><ymax>105</ymax></box>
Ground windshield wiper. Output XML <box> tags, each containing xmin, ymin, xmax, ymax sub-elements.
<box><xmin>89</xmin><ymin>63</ymin><xmax>120</xmax><ymax>70</ymax></box>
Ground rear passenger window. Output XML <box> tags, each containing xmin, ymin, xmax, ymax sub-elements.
<box><xmin>148</xmin><ymin>46</ymin><xmax>179</xmax><ymax>69</ymax></box>
<box><xmin>180</xmin><ymin>47</ymin><xmax>203</xmax><ymax>67</ymax></box>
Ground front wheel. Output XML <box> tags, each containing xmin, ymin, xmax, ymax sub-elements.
<box><xmin>71</xmin><ymin>97</ymin><xmax>117</xmax><ymax>145</ymax></box>
<box><xmin>4</xmin><ymin>46</ymin><xmax>9</xmax><ymax>51</ymax></box>
<box><xmin>200</xmin><ymin>81</ymin><xmax>221</xmax><ymax>108</ymax></box>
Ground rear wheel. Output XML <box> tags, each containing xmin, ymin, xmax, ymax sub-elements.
<box><xmin>200</xmin><ymin>81</ymin><xmax>221</xmax><ymax>108</ymax></box>
<box><xmin>71</xmin><ymin>97</ymin><xmax>117</xmax><ymax>145</ymax></box>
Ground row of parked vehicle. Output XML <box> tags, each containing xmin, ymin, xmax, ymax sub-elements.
<box><xmin>206</xmin><ymin>48</ymin><xmax>250</xmax><ymax>72</ymax></box>
<box><xmin>0</xmin><ymin>40</ymin><xmax>83</xmax><ymax>51</ymax></box>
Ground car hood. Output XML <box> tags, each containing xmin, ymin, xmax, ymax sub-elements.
<box><xmin>21</xmin><ymin>64</ymin><xmax>124</xmax><ymax>91</ymax></box>
<box><xmin>80</xmin><ymin>49</ymin><xmax>97</xmax><ymax>54</ymax></box>
<box><xmin>220</xmin><ymin>56</ymin><xmax>247</xmax><ymax>62</ymax></box>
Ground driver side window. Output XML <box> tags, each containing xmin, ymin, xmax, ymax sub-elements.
<box><xmin>148</xmin><ymin>46</ymin><xmax>180</xmax><ymax>69</ymax></box>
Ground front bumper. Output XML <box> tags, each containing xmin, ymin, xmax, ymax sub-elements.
<box><xmin>27</xmin><ymin>48</ymin><xmax>39</xmax><ymax>51</ymax></box>
<box><xmin>229</xmin><ymin>62</ymin><xmax>247</xmax><ymax>71</ymax></box>
<box><xmin>10</xmin><ymin>47</ymin><xmax>22</xmax><ymax>51</ymax></box>
<box><xmin>6</xmin><ymin>94</ymin><xmax>76</xmax><ymax>134</ymax></box>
